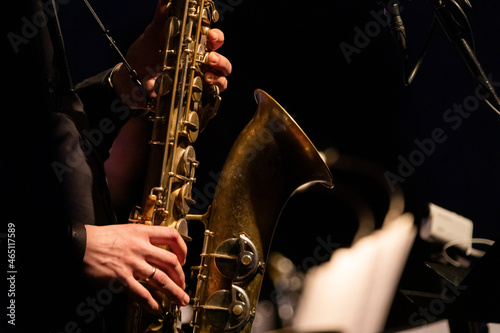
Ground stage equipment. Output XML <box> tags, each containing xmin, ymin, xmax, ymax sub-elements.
<box><xmin>383</xmin><ymin>0</ymin><xmax>500</xmax><ymax>118</ymax></box>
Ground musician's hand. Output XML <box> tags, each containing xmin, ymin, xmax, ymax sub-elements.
<box><xmin>112</xmin><ymin>0</ymin><xmax>232</xmax><ymax>109</ymax></box>
<box><xmin>82</xmin><ymin>224</ymin><xmax>189</xmax><ymax>314</ymax></box>
<box><xmin>204</xmin><ymin>29</ymin><xmax>231</xmax><ymax>91</ymax></box>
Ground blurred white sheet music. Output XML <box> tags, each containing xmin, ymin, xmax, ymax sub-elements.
<box><xmin>293</xmin><ymin>213</ymin><xmax>416</xmax><ymax>333</ymax></box>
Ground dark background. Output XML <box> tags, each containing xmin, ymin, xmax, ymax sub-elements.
<box><xmin>59</xmin><ymin>0</ymin><xmax>500</xmax><ymax>330</ymax></box>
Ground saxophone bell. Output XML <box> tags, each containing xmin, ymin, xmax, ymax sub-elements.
<box><xmin>189</xmin><ymin>89</ymin><xmax>333</xmax><ymax>333</ymax></box>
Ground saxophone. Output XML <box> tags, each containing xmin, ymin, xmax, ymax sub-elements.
<box><xmin>127</xmin><ymin>0</ymin><xmax>333</xmax><ymax>332</ymax></box>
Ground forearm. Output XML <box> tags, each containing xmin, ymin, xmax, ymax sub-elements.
<box><xmin>104</xmin><ymin>116</ymin><xmax>150</xmax><ymax>220</ymax></box>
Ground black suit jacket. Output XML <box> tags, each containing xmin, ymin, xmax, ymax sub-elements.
<box><xmin>2</xmin><ymin>1</ymin><xmax>134</xmax><ymax>331</ymax></box>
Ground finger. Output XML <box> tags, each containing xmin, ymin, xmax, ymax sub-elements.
<box><xmin>134</xmin><ymin>262</ymin><xmax>158</xmax><ymax>281</ymax></box>
<box><xmin>150</xmin><ymin>0</ymin><xmax>170</xmax><ymax>33</ymax></box>
<box><xmin>207</xmin><ymin>29</ymin><xmax>225</xmax><ymax>51</ymax></box>
<box><xmin>125</xmin><ymin>277</ymin><xmax>162</xmax><ymax>315</ymax></box>
<box><xmin>207</xmin><ymin>52</ymin><xmax>232</xmax><ymax>77</ymax></box>
<box><xmin>148</xmin><ymin>269</ymin><xmax>190</xmax><ymax>306</ymax></box>
<box><xmin>145</xmin><ymin>226</ymin><xmax>188</xmax><ymax>266</ymax></box>
<box><xmin>205</xmin><ymin>73</ymin><xmax>228</xmax><ymax>92</ymax></box>
<box><xmin>146</xmin><ymin>247</ymin><xmax>186</xmax><ymax>289</ymax></box>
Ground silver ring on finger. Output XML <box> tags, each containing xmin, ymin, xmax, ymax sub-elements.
<box><xmin>145</xmin><ymin>266</ymin><xmax>156</xmax><ymax>282</ymax></box>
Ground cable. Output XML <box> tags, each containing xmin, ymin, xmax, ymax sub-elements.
<box><xmin>382</xmin><ymin>0</ymin><xmax>438</xmax><ymax>86</ymax></box>
<box><xmin>404</xmin><ymin>17</ymin><xmax>438</xmax><ymax>85</ymax></box>
<box><xmin>442</xmin><ymin>238</ymin><xmax>495</xmax><ymax>267</ymax></box>
<box><xmin>82</xmin><ymin>0</ymin><xmax>154</xmax><ymax>108</ymax></box>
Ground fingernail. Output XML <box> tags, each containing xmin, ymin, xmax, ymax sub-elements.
<box><xmin>182</xmin><ymin>293</ymin><xmax>190</xmax><ymax>306</ymax></box>
<box><xmin>208</xmin><ymin>53</ymin><xmax>219</xmax><ymax>66</ymax></box>
<box><xmin>208</xmin><ymin>29</ymin><xmax>218</xmax><ymax>42</ymax></box>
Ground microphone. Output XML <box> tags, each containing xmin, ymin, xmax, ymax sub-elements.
<box><xmin>383</xmin><ymin>1</ymin><xmax>407</xmax><ymax>52</ymax></box>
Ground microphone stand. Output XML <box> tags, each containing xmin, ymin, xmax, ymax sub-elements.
<box><xmin>432</xmin><ymin>0</ymin><xmax>500</xmax><ymax>117</ymax></box>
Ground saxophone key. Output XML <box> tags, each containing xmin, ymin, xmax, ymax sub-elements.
<box><xmin>192</xmin><ymin>76</ymin><xmax>203</xmax><ymax>102</ymax></box>
<box><xmin>154</xmin><ymin>71</ymin><xmax>174</xmax><ymax>96</ymax></box>
<box><xmin>172</xmin><ymin>184</ymin><xmax>195</xmax><ymax>218</ymax></box>
<box><xmin>181</xmin><ymin>111</ymin><xmax>200</xmax><ymax>143</ymax></box>
<box><xmin>175</xmin><ymin>145</ymin><xmax>197</xmax><ymax>177</ymax></box>
<box><xmin>165</xmin><ymin>16</ymin><xmax>181</xmax><ymax>37</ymax></box>
<box><xmin>174</xmin><ymin>218</ymin><xmax>191</xmax><ymax>241</ymax></box>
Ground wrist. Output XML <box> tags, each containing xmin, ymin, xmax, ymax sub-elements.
<box><xmin>109</xmin><ymin>62</ymin><xmax>148</xmax><ymax>109</ymax></box>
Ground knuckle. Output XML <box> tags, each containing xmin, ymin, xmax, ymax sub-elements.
<box><xmin>161</xmin><ymin>251</ymin><xmax>179</xmax><ymax>267</ymax></box>
<box><xmin>163</xmin><ymin>227</ymin><xmax>181</xmax><ymax>242</ymax></box>
<box><xmin>168</xmin><ymin>226</ymin><xmax>180</xmax><ymax>236</ymax></box>
<box><xmin>123</xmin><ymin>255</ymin><xmax>137</xmax><ymax>268</ymax></box>
<box><xmin>158</xmin><ymin>225</ymin><xmax>175</xmax><ymax>236</ymax></box>
<box><xmin>134</xmin><ymin>223</ymin><xmax>150</xmax><ymax>235</ymax></box>
<box><xmin>122</xmin><ymin>275</ymin><xmax>138</xmax><ymax>290</ymax></box>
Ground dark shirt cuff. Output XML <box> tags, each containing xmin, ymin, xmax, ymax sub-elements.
<box><xmin>70</xmin><ymin>222</ymin><xmax>87</xmax><ymax>263</ymax></box>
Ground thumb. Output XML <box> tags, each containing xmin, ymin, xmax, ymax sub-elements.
<box><xmin>150</xmin><ymin>0</ymin><xmax>170</xmax><ymax>33</ymax></box>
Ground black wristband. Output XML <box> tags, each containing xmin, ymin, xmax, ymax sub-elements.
<box><xmin>70</xmin><ymin>222</ymin><xmax>87</xmax><ymax>263</ymax></box>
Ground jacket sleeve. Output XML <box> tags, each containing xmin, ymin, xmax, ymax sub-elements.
<box><xmin>74</xmin><ymin>68</ymin><xmax>138</xmax><ymax>162</ymax></box>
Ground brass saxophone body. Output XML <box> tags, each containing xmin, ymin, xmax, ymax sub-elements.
<box><xmin>190</xmin><ymin>90</ymin><xmax>333</xmax><ymax>332</ymax></box>
<box><xmin>127</xmin><ymin>1</ymin><xmax>333</xmax><ymax>332</ymax></box>
<box><xmin>127</xmin><ymin>0</ymin><xmax>221</xmax><ymax>331</ymax></box>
